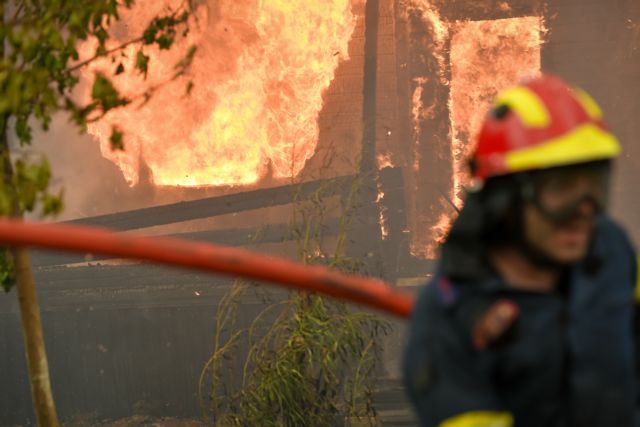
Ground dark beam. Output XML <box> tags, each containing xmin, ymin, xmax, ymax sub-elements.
<box><xmin>346</xmin><ymin>0</ymin><xmax>386</xmax><ymax>278</ymax></box>
<box><xmin>361</xmin><ymin>0</ymin><xmax>380</xmax><ymax>175</ymax></box>
<box><xmin>428</xmin><ymin>0</ymin><xmax>545</xmax><ymax>21</ymax></box>
<box><xmin>66</xmin><ymin>175</ymin><xmax>355</xmax><ymax>231</ymax></box>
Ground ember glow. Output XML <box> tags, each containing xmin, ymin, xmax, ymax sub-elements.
<box><xmin>83</xmin><ymin>1</ymin><xmax>358</xmax><ymax>187</ymax></box>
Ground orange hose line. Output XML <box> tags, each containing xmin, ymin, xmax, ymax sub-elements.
<box><xmin>0</xmin><ymin>219</ymin><xmax>416</xmax><ymax>318</ymax></box>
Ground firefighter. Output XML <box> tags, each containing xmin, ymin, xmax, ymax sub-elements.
<box><xmin>404</xmin><ymin>74</ymin><xmax>637</xmax><ymax>427</ymax></box>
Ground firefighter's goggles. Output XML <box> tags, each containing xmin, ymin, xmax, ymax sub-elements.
<box><xmin>522</xmin><ymin>161</ymin><xmax>611</xmax><ymax>223</ymax></box>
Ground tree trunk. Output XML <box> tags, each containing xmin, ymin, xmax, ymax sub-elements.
<box><xmin>12</xmin><ymin>247</ymin><xmax>60</xmax><ymax>426</ymax></box>
<box><xmin>0</xmin><ymin>115</ymin><xmax>60</xmax><ymax>424</ymax></box>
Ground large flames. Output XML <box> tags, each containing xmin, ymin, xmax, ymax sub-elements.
<box><xmin>449</xmin><ymin>17</ymin><xmax>545</xmax><ymax>206</ymax></box>
<box><xmin>80</xmin><ymin>0</ymin><xmax>547</xmax><ymax>261</ymax></box>
<box><xmin>82</xmin><ymin>1</ymin><xmax>359</xmax><ymax>187</ymax></box>
<box><xmin>407</xmin><ymin>0</ymin><xmax>545</xmax><ymax>258</ymax></box>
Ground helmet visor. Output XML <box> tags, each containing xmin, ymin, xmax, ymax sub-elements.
<box><xmin>524</xmin><ymin>161</ymin><xmax>611</xmax><ymax>223</ymax></box>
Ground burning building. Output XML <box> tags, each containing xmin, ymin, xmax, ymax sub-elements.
<box><xmin>1</xmin><ymin>0</ymin><xmax>639</xmax><ymax>424</ymax></box>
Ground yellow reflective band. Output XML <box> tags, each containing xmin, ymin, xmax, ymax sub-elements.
<box><xmin>635</xmin><ymin>255</ymin><xmax>640</xmax><ymax>304</ymax></box>
<box><xmin>495</xmin><ymin>87</ymin><xmax>550</xmax><ymax>127</ymax></box>
<box><xmin>573</xmin><ymin>87</ymin><xmax>603</xmax><ymax>120</ymax></box>
<box><xmin>440</xmin><ymin>411</ymin><xmax>514</xmax><ymax>427</ymax></box>
<box><xmin>504</xmin><ymin>123</ymin><xmax>621</xmax><ymax>172</ymax></box>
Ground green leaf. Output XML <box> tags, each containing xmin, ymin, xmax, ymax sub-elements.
<box><xmin>0</xmin><ymin>250</ymin><xmax>16</xmax><ymax>293</ymax></box>
<box><xmin>95</xmin><ymin>27</ymin><xmax>108</xmax><ymax>44</ymax></box>
<box><xmin>109</xmin><ymin>126</ymin><xmax>124</xmax><ymax>151</ymax></box>
<box><xmin>13</xmin><ymin>157</ymin><xmax>52</xmax><ymax>213</ymax></box>
<box><xmin>157</xmin><ymin>35</ymin><xmax>173</xmax><ymax>50</ymax></box>
<box><xmin>15</xmin><ymin>115</ymin><xmax>33</xmax><ymax>145</ymax></box>
<box><xmin>142</xmin><ymin>23</ymin><xmax>158</xmax><ymax>45</ymax></box>
<box><xmin>135</xmin><ymin>51</ymin><xmax>150</xmax><ymax>78</ymax></box>
<box><xmin>91</xmin><ymin>73</ymin><xmax>128</xmax><ymax>112</ymax></box>
<box><xmin>41</xmin><ymin>190</ymin><xmax>64</xmax><ymax>216</ymax></box>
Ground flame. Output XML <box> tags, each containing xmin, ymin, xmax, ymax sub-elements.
<box><xmin>407</xmin><ymin>0</ymin><xmax>545</xmax><ymax>259</ymax></box>
<box><xmin>410</xmin><ymin>77</ymin><xmax>432</xmax><ymax>173</ymax></box>
<box><xmin>376</xmin><ymin>153</ymin><xmax>394</xmax><ymax>169</ymax></box>
<box><xmin>449</xmin><ymin>17</ymin><xmax>545</xmax><ymax>206</ymax></box>
<box><xmin>498</xmin><ymin>2</ymin><xmax>512</xmax><ymax>12</ymax></box>
<box><xmin>81</xmin><ymin>1</ymin><xmax>358</xmax><ymax>187</ymax></box>
<box><xmin>376</xmin><ymin>187</ymin><xmax>389</xmax><ymax>240</ymax></box>
<box><xmin>406</xmin><ymin>1</ymin><xmax>448</xmax><ymax>83</ymax></box>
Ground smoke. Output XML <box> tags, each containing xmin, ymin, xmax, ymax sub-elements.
<box><xmin>23</xmin><ymin>116</ymin><xmax>137</xmax><ymax>221</ymax></box>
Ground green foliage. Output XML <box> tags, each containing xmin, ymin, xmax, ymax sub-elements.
<box><xmin>0</xmin><ymin>0</ymin><xmax>195</xmax><ymax>192</ymax></box>
<box><xmin>201</xmin><ymin>287</ymin><xmax>387</xmax><ymax>426</ymax></box>
<box><xmin>91</xmin><ymin>73</ymin><xmax>129</xmax><ymax>112</ymax></box>
<box><xmin>135</xmin><ymin>51</ymin><xmax>150</xmax><ymax>77</ymax></box>
<box><xmin>199</xmin><ymin>178</ymin><xmax>388</xmax><ymax>426</ymax></box>
<box><xmin>0</xmin><ymin>1</ymin><xmax>195</xmax><ymax>291</ymax></box>
<box><xmin>0</xmin><ymin>249</ymin><xmax>16</xmax><ymax>292</ymax></box>
<box><xmin>109</xmin><ymin>125</ymin><xmax>124</xmax><ymax>151</ymax></box>
<box><xmin>13</xmin><ymin>157</ymin><xmax>54</xmax><ymax>213</ymax></box>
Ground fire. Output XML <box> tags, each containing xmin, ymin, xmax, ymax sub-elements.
<box><xmin>376</xmin><ymin>187</ymin><xmax>389</xmax><ymax>240</ymax></box>
<box><xmin>410</xmin><ymin>77</ymin><xmax>432</xmax><ymax>173</ymax></box>
<box><xmin>406</xmin><ymin>1</ymin><xmax>448</xmax><ymax>83</ymax></box>
<box><xmin>406</xmin><ymin>0</ymin><xmax>545</xmax><ymax>258</ymax></box>
<box><xmin>81</xmin><ymin>1</ymin><xmax>359</xmax><ymax>187</ymax></box>
<box><xmin>376</xmin><ymin>153</ymin><xmax>394</xmax><ymax>169</ymax></box>
<box><xmin>449</xmin><ymin>17</ymin><xmax>545</xmax><ymax>206</ymax></box>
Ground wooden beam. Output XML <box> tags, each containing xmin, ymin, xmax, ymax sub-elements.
<box><xmin>66</xmin><ymin>175</ymin><xmax>355</xmax><ymax>231</ymax></box>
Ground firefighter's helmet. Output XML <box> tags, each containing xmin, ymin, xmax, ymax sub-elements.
<box><xmin>471</xmin><ymin>74</ymin><xmax>620</xmax><ymax>183</ymax></box>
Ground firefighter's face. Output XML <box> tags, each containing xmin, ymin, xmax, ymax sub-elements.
<box><xmin>522</xmin><ymin>165</ymin><xmax>607</xmax><ymax>264</ymax></box>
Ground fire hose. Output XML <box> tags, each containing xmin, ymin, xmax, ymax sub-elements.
<box><xmin>0</xmin><ymin>219</ymin><xmax>416</xmax><ymax>318</ymax></box>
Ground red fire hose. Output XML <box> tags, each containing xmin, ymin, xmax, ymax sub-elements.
<box><xmin>0</xmin><ymin>219</ymin><xmax>416</xmax><ymax>318</ymax></box>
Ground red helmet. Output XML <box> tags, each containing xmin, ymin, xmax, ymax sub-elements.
<box><xmin>471</xmin><ymin>74</ymin><xmax>620</xmax><ymax>183</ymax></box>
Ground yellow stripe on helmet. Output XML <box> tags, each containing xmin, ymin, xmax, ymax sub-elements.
<box><xmin>495</xmin><ymin>87</ymin><xmax>550</xmax><ymax>127</ymax></box>
<box><xmin>573</xmin><ymin>87</ymin><xmax>604</xmax><ymax>120</ymax></box>
<box><xmin>439</xmin><ymin>411</ymin><xmax>514</xmax><ymax>427</ymax></box>
<box><xmin>504</xmin><ymin>123</ymin><xmax>620</xmax><ymax>172</ymax></box>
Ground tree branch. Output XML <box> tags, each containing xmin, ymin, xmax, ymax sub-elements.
<box><xmin>66</xmin><ymin>35</ymin><xmax>145</xmax><ymax>74</ymax></box>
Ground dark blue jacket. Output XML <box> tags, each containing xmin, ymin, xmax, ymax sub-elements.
<box><xmin>404</xmin><ymin>217</ymin><xmax>637</xmax><ymax>426</ymax></box>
